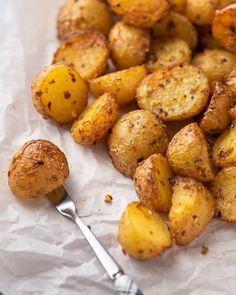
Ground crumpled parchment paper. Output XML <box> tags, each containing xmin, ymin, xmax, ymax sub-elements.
<box><xmin>0</xmin><ymin>1</ymin><xmax>236</xmax><ymax>295</ymax></box>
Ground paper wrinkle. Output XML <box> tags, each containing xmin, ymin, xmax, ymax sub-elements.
<box><xmin>0</xmin><ymin>1</ymin><xmax>236</xmax><ymax>295</ymax></box>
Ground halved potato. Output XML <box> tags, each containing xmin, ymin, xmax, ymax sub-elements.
<box><xmin>226</xmin><ymin>66</ymin><xmax>236</xmax><ymax>96</ymax></box>
<box><xmin>90</xmin><ymin>65</ymin><xmax>148</xmax><ymax>107</ymax></box>
<box><xmin>169</xmin><ymin>176</ymin><xmax>215</xmax><ymax>246</ymax></box>
<box><xmin>167</xmin><ymin>123</ymin><xmax>215</xmax><ymax>182</ymax></box>
<box><xmin>151</xmin><ymin>12</ymin><xmax>198</xmax><ymax>49</ymax></box>
<box><xmin>186</xmin><ymin>0</ymin><xmax>218</xmax><ymax>25</ymax></box>
<box><xmin>53</xmin><ymin>31</ymin><xmax>109</xmax><ymax>81</ymax></box>
<box><xmin>172</xmin><ymin>0</ymin><xmax>187</xmax><ymax>13</ymax></box>
<box><xmin>118</xmin><ymin>202</ymin><xmax>172</xmax><ymax>259</ymax></box>
<box><xmin>137</xmin><ymin>63</ymin><xmax>210</xmax><ymax>121</ymax></box>
<box><xmin>210</xmin><ymin>167</ymin><xmax>236</xmax><ymax>222</ymax></box>
<box><xmin>134</xmin><ymin>154</ymin><xmax>173</xmax><ymax>213</ymax></box>
<box><xmin>146</xmin><ymin>37</ymin><xmax>191</xmax><ymax>72</ymax></box>
<box><xmin>32</xmin><ymin>64</ymin><xmax>88</xmax><ymax>124</ymax></box>
<box><xmin>71</xmin><ymin>93</ymin><xmax>119</xmax><ymax>146</ymax></box>
<box><xmin>109</xmin><ymin>21</ymin><xmax>150</xmax><ymax>70</ymax></box>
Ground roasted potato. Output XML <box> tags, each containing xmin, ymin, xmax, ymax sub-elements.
<box><xmin>57</xmin><ymin>0</ymin><xmax>113</xmax><ymax>40</ymax></box>
<box><xmin>53</xmin><ymin>31</ymin><xmax>109</xmax><ymax>81</ymax></box>
<box><xmin>137</xmin><ymin>63</ymin><xmax>210</xmax><ymax>121</ymax></box>
<box><xmin>107</xmin><ymin>0</ymin><xmax>170</xmax><ymax>28</ymax></box>
<box><xmin>8</xmin><ymin>140</ymin><xmax>69</xmax><ymax>199</ymax></box>
<box><xmin>32</xmin><ymin>64</ymin><xmax>88</xmax><ymax>124</ymax></box>
<box><xmin>134</xmin><ymin>154</ymin><xmax>173</xmax><ymax>213</ymax></box>
<box><xmin>192</xmin><ymin>49</ymin><xmax>236</xmax><ymax>82</ymax></box>
<box><xmin>169</xmin><ymin>176</ymin><xmax>215</xmax><ymax>246</ymax></box>
<box><xmin>212</xmin><ymin>4</ymin><xmax>236</xmax><ymax>53</ymax></box>
<box><xmin>212</xmin><ymin>122</ymin><xmax>236</xmax><ymax>168</ymax></box>
<box><xmin>109</xmin><ymin>21</ymin><xmax>150</xmax><ymax>70</ymax></box>
<box><xmin>210</xmin><ymin>167</ymin><xmax>236</xmax><ymax>222</ymax></box>
<box><xmin>172</xmin><ymin>0</ymin><xmax>187</xmax><ymax>13</ymax></box>
<box><xmin>71</xmin><ymin>93</ymin><xmax>119</xmax><ymax>146</ymax></box>
<box><xmin>108</xmin><ymin>110</ymin><xmax>169</xmax><ymax>178</ymax></box>
<box><xmin>167</xmin><ymin>123</ymin><xmax>215</xmax><ymax>182</ymax></box>
<box><xmin>90</xmin><ymin>65</ymin><xmax>148</xmax><ymax>107</ymax></box>
<box><xmin>152</xmin><ymin>12</ymin><xmax>198</xmax><ymax>49</ymax></box>
<box><xmin>200</xmin><ymin>82</ymin><xmax>234</xmax><ymax>134</ymax></box>
<box><xmin>226</xmin><ymin>66</ymin><xmax>236</xmax><ymax>95</ymax></box>
<box><xmin>118</xmin><ymin>202</ymin><xmax>172</xmax><ymax>259</ymax></box>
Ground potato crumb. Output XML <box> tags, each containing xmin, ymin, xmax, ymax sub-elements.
<box><xmin>104</xmin><ymin>194</ymin><xmax>113</xmax><ymax>203</ymax></box>
<box><xmin>201</xmin><ymin>246</ymin><xmax>208</xmax><ymax>255</ymax></box>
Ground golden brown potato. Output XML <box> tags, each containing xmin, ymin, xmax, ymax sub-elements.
<box><xmin>8</xmin><ymin>140</ymin><xmax>69</xmax><ymax>199</ymax></box>
<box><xmin>134</xmin><ymin>154</ymin><xmax>173</xmax><ymax>213</ymax></box>
<box><xmin>169</xmin><ymin>176</ymin><xmax>215</xmax><ymax>246</ymax></box>
<box><xmin>53</xmin><ymin>31</ymin><xmax>109</xmax><ymax>81</ymax></box>
<box><xmin>32</xmin><ymin>64</ymin><xmax>88</xmax><ymax>124</ymax></box>
<box><xmin>200</xmin><ymin>82</ymin><xmax>234</xmax><ymax>134</ymax></box>
<box><xmin>212</xmin><ymin>122</ymin><xmax>236</xmax><ymax>168</ymax></box>
<box><xmin>71</xmin><ymin>93</ymin><xmax>119</xmax><ymax>146</ymax></box>
<box><xmin>137</xmin><ymin>63</ymin><xmax>210</xmax><ymax>121</ymax></box>
<box><xmin>218</xmin><ymin>0</ymin><xmax>236</xmax><ymax>9</ymax></box>
<box><xmin>167</xmin><ymin>123</ymin><xmax>215</xmax><ymax>182</ymax></box>
<box><xmin>226</xmin><ymin>66</ymin><xmax>236</xmax><ymax>96</ymax></box>
<box><xmin>152</xmin><ymin>12</ymin><xmax>198</xmax><ymax>49</ymax></box>
<box><xmin>192</xmin><ymin>49</ymin><xmax>236</xmax><ymax>82</ymax></box>
<box><xmin>118</xmin><ymin>202</ymin><xmax>172</xmax><ymax>259</ymax></box>
<box><xmin>212</xmin><ymin>4</ymin><xmax>236</xmax><ymax>53</ymax></box>
<box><xmin>107</xmin><ymin>0</ymin><xmax>170</xmax><ymax>28</ymax></box>
<box><xmin>108</xmin><ymin>21</ymin><xmax>150</xmax><ymax>70</ymax></box>
<box><xmin>146</xmin><ymin>37</ymin><xmax>191</xmax><ymax>72</ymax></box>
<box><xmin>90</xmin><ymin>65</ymin><xmax>148</xmax><ymax>107</ymax></box>
<box><xmin>172</xmin><ymin>0</ymin><xmax>187</xmax><ymax>13</ymax></box>
<box><xmin>198</xmin><ymin>26</ymin><xmax>222</xmax><ymax>49</ymax></box>
<box><xmin>57</xmin><ymin>0</ymin><xmax>113</xmax><ymax>40</ymax></box>
<box><xmin>108</xmin><ymin>110</ymin><xmax>169</xmax><ymax>178</ymax></box>
<box><xmin>210</xmin><ymin>167</ymin><xmax>236</xmax><ymax>222</ymax></box>
<box><xmin>186</xmin><ymin>0</ymin><xmax>218</xmax><ymax>25</ymax></box>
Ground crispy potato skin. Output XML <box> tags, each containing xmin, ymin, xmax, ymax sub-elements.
<box><xmin>152</xmin><ymin>12</ymin><xmax>198</xmax><ymax>49</ymax></box>
<box><xmin>169</xmin><ymin>176</ymin><xmax>215</xmax><ymax>246</ymax></box>
<box><xmin>8</xmin><ymin>140</ymin><xmax>69</xmax><ymax>199</ymax></box>
<box><xmin>192</xmin><ymin>49</ymin><xmax>236</xmax><ymax>82</ymax></box>
<box><xmin>118</xmin><ymin>202</ymin><xmax>172</xmax><ymax>259</ymax></box>
<box><xmin>71</xmin><ymin>93</ymin><xmax>119</xmax><ymax>146</ymax></box>
<box><xmin>108</xmin><ymin>110</ymin><xmax>169</xmax><ymax>178</ymax></box>
<box><xmin>167</xmin><ymin>123</ymin><xmax>215</xmax><ymax>182</ymax></box>
<box><xmin>137</xmin><ymin>63</ymin><xmax>210</xmax><ymax>121</ymax></box>
<box><xmin>212</xmin><ymin>4</ymin><xmax>236</xmax><ymax>53</ymax></box>
<box><xmin>186</xmin><ymin>0</ymin><xmax>218</xmax><ymax>25</ymax></box>
<box><xmin>210</xmin><ymin>167</ymin><xmax>236</xmax><ymax>222</ymax></box>
<box><xmin>109</xmin><ymin>21</ymin><xmax>151</xmax><ymax>70</ymax></box>
<box><xmin>53</xmin><ymin>31</ymin><xmax>109</xmax><ymax>81</ymax></box>
<box><xmin>90</xmin><ymin>65</ymin><xmax>148</xmax><ymax>107</ymax></box>
<box><xmin>57</xmin><ymin>0</ymin><xmax>113</xmax><ymax>40</ymax></box>
<box><xmin>107</xmin><ymin>0</ymin><xmax>170</xmax><ymax>28</ymax></box>
<box><xmin>134</xmin><ymin>154</ymin><xmax>173</xmax><ymax>213</ymax></box>
<box><xmin>226</xmin><ymin>66</ymin><xmax>236</xmax><ymax>96</ymax></box>
<box><xmin>200</xmin><ymin>82</ymin><xmax>234</xmax><ymax>134</ymax></box>
<box><xmin>32</xmin><ymin>64</ymin><xmax>88</xmax><ymax>124</ymax></box>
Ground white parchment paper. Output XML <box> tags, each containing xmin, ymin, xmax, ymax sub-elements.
<box><xmin>0</xmin><ymin>1</ymin><xmax>236</xmax><ymax>294</ymax></box>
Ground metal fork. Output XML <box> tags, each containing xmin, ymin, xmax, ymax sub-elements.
<box><xmin>47</xmin><ymin>186</ymin><xmax>144</xmax><ymax>295</ymax></box>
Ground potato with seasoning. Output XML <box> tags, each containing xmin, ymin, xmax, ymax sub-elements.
<box><xmin>71</xmin><ymin>93</ymin><xmax>119</xmax><ymax>146</ymax></box>
<box><xmin>53</xmin><ymin>31</ymin><xmax>109</xmax><ymax>81</ymax></box>
<box><xmin>57</xmin><ymin>0</ymin><xmax>113</xmax><ymax>40</ymax></box>
<box><xmin>32</xmin><ymin>64</ymin><xmax>88</xmax><ymax>124</ymax></box>
<box><xmin>90</xmin><ymin>65</ymin><xmax>148</xmax><ymax>107</ymax></box>
<box><xmin>118</xmin><ymin>202</ymin><xmax>172</xmax><ymax>259</ymax></box>
<box><xmin>167</xmin><ymin>123</ymin><xmax>215</xmax><ymax>182</ymax></box>
<box><xmin>8</xmin><ymin>140</ymin><xmax>69</xmax><ymax>199</ymax></box>
<box><xmin>108</xmin><ymin>21</ymin><xmax>150</xmax><ymax>70</ymax></box>
<box><xmin>134</xmin><ymin>154</ymin><xmax>173</xmax><ymax>213</ymax></box>
<box><xmin>137</xmin><ymin>63</ymin><xmax>210</xmax><ymax>121</ymax></box>
<box><xmin>169</xmin><ymin>176</ymin><xmax>215</xmax><ymax>246</ymax></box>
<box><xmin>108</xmin><ymin>110</ymin><xmax>169</xmax><ymax>178</ymax></box>
<box><xmin>226</xmin><ymin>67</ymin><xmax>236</xmax><ymax>95</ymax></box>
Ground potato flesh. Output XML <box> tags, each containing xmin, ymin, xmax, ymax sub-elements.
<box><xmin>186</xmin><ymin>0</ymin><xmax>218</xmax><ymax>25</ymax></box>
<box><xmin>169</xmin><ymin>176</ymin><xmax>214</xmax><ymax>246</ymax></box>
<box><xmin>71</xmin><ymin>93</ymin><xmax>119</xmax><ymax>146</ymax></box>
<box><xmin>118</xmin><ymin>202</ymin><xmax>172</xmax><ymax>259</ymax></box>
<box><xmin>32</xmin><ymin>64</ymin><xmax>88</xmax><ymax>124</ymax></box>
<box><xmin>137</xmin><ymin>64</ymin><xmax>210</xmax><ymax>121</ymax></box>
<box><xmin>134</xmin><ymin>154</ymin><xmax>173</xmax><ymax>213</ymax></box>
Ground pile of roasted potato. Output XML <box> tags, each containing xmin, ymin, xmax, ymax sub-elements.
<box><xmin>27</xmin><ymin>0</ymin><xmax>236</xmax><ymax>260</ymax></box>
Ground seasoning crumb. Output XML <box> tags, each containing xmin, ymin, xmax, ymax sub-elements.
<box><xmin>122</xmin><ymin>248</ymin><xmax>127</xmax><ymax>255</ymax></box>
<box><xmin>104</xmin><ymin>194</ymin><xmax>113</xmax><ymax>203</ymax></box>
<box><xmin>201</xmin><ymin>246</ymin><xmax>208</xmax><ymax>255</ymax></box>
<box><xmin>87</xmin><ymin>225</ymin><xmax>91</xmax><ymax>230</ymax></box>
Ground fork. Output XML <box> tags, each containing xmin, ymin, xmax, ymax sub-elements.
<box><xmin>47</xmin><ymin>186</ymin><xmax>144</xmax><ymax>295</ymax></box>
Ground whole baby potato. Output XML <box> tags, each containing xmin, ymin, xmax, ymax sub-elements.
<box><xmin>108</xmin><ymin>110</ymin><xmax>169</xmax><ymax>178</ymax></box>
<box><xmin>8</xmin><ymin>140</ymin><xmax>69</xmax><ymax>199</ymax></box>
<box><xmin>186</xmin><ymin>0</ymin><xmax>218</xmax><ymax>25</ymax></box>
